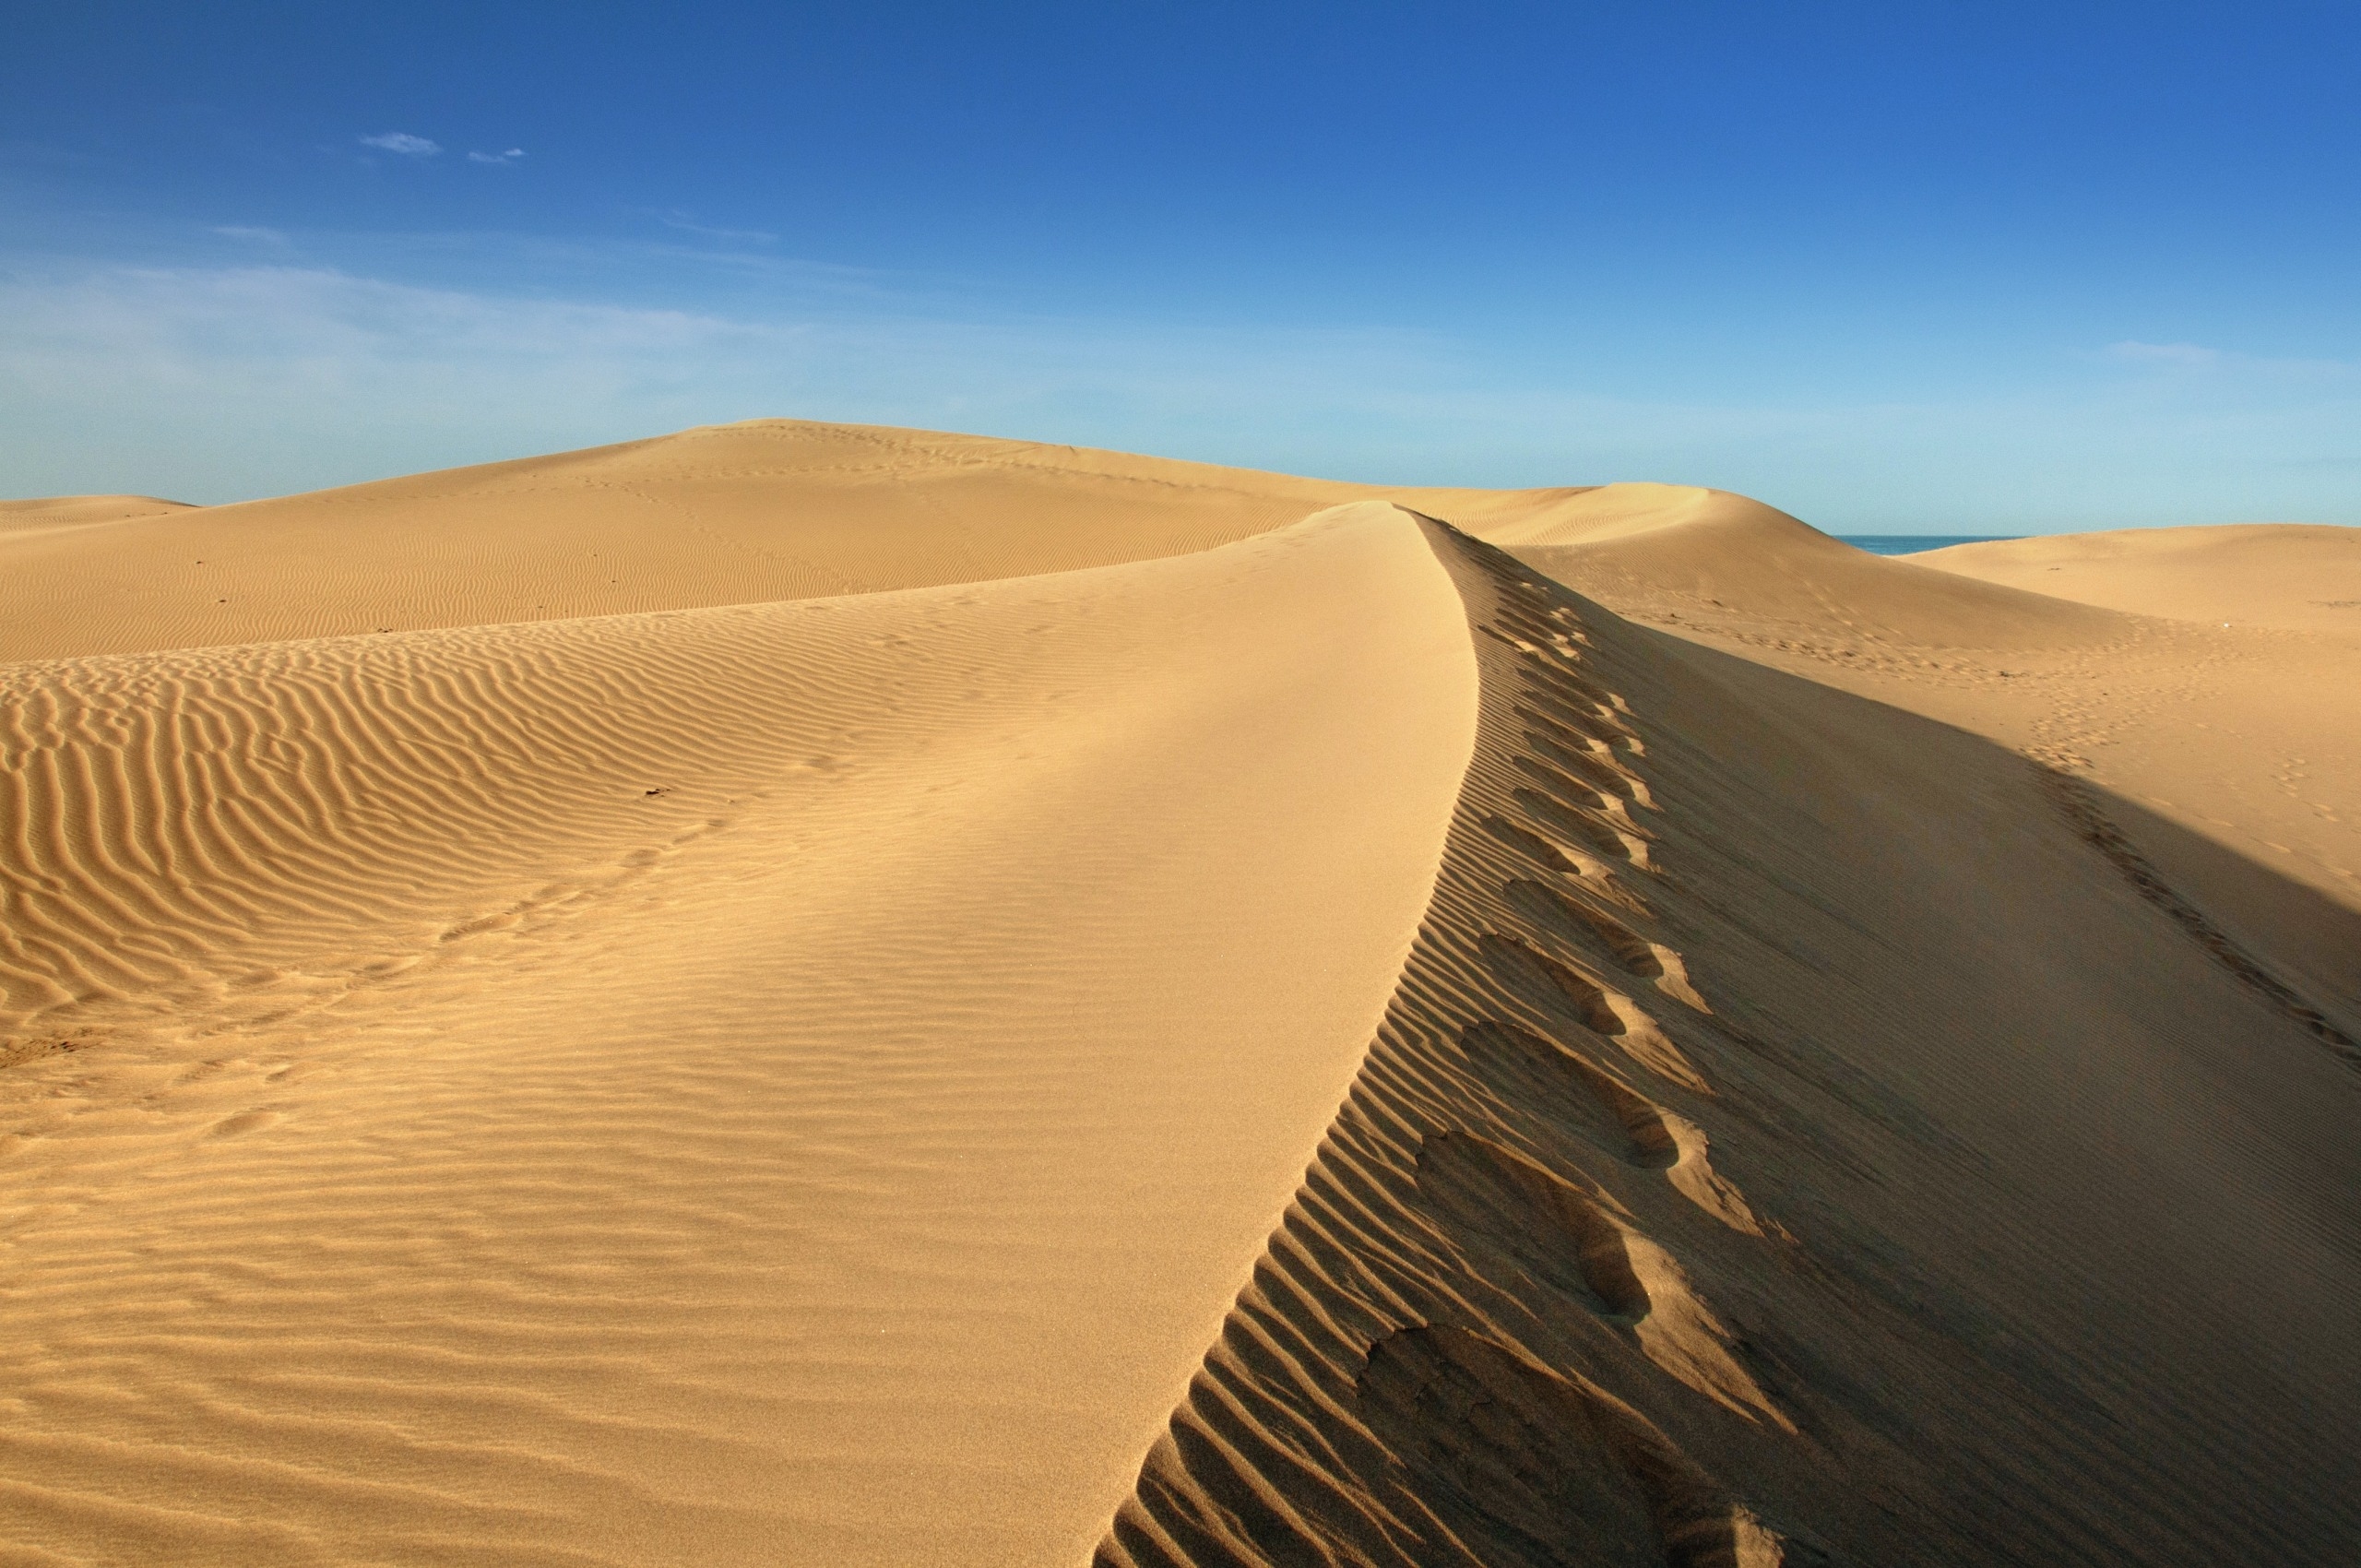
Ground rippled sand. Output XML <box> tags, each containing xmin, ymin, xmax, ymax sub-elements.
<box><xmin>5</xmin><ymin>428</ymin><xmax>2356</xmax><ymax>1564</ymax></box>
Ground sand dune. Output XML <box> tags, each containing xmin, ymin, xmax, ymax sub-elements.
<box><xmin>1104</xmin><ymin>526</ymin><xmax>2361</xmax><ymax>1566</ymax></box>
<box><xmin>1447</xmin><ymin>481</ymin><xmax>2124</xmax><ymax>649</ymax></box>
<box><xmin>0</xmin><ymin>422</ymin><xmax>1370</xmax><ymax>664</ymax></box>
<box><xmin>5</xmin><ymin>427</ymin><xmax>2358</xmax><ymax>1564</ymax></box>
<box><xmin>1914</xmin><ymin>521</ymin><xmax>2361</xmax><ymax>632</ymax></box>
<box><xmin>0</xmin><ymin>494</ymin><xmax>195</xmax><ymax>525</ymax></box>
<box><xmin>0</xmin><ymin>500</ymin><xmax>1475</xmax><ymax>1564</ymax></box>
<box><xmin>1462</xmin><ymin>484</ymin><xmax>2361</xmax><ymax>1024</ymax></box>
<box><xmin>0</xmin><ymin>493</ymin><xmax>196</xmax><ymax>541</ymax></box>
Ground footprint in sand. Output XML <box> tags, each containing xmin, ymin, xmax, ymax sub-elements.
<box><xmin>207</xmin><ymin>1110</ymin><xmax>284</xmax><ymax>1138</ymax></box>
<box><xmin>1511</xmin><ymin>785</ymin><xmax>1641</xmax><ymax>864</ymax></box>
<box><xmin>1513</xmin><ymin>763</ymin><xmax>1655</xmax><ymax>862</ymax></box>
<box><xmin>1529</xmin><ymin>729</ymin><xmax>1651</xmax><ymax>807</ymax></box>
<box><xmin>1462</xmin><ymin>1019</ymin><xmax>1764</xmax><ymax>1236</ymax></box>
<box><xmin>1505</xmin><ymin>877</ymin><xmax>1709</xmax><ymax>1011</ymax></box>
<box><xmin>1477</xmin><ymin>932</ymin><xmax>1708</xmax><ymax>1092</ymax></box>
<box><xmin>1360</xmin><ymin>1329</ymin><xmax>1791</xmax><ymax>1567</ymax></box>
<box><xmin>1412</xmin><ymin>1134</ymin><xmax>1790</xmax><ymax>1429</ymax></box>
<box><xmin>1483</xmin><ymin>813</ymin><xmax>1619</xmax><ymax>888</ymax></box>
<box><xmin>1525</xmin><ymin>685</ymin><xmax>1646</xmax><ymax>754</ymax></box>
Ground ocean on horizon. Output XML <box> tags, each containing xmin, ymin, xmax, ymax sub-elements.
<box><xmin>1836</xmin><ymin>535</ymin><xmax>2023</xmax><ymax>556</ymax></box>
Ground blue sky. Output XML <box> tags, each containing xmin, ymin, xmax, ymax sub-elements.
<box><xmin>5</xmin><ymin>2</ymin><xmax>2358</xmax><ymax>530</ymax></box>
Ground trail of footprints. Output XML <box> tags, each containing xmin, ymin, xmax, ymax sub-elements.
<box><xmin>1454</xmin><ymin>567</ymin><xmax>1787</xmax><ymax>1421</ymax></box>
<box><xmin>1103</xmin><ymin>520</ymin><xmax>1796</xmax><ymax>1568</ymax></box>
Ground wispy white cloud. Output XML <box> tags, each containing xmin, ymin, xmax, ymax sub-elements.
<box><xmin>2100</xmin><ymin>339</ymin><xmax>2351</xmax><ymax>381</ymax></box>
<box><xmin>2106</xmin><ymin>339</ymin><xmax>2220</xmax><ymax>368</ymax></box>
<box><xmin>658</xmin><ymin>213</ymin><xmax>777</xmax><ymax>244</ymax></box>
<box><xmin>468</xmin><ymin>148</ymin><xmax>526</xmax><ymax>165</ymax></box>
<box><xmin>359</xmin><ymin>132</ymin><xmax>441</xmax><ymax>157</ymax></box>
<box><xmin>210</xmin><ymin>225</ymin><xmax>289</xmax><ymax>247</ymax></box>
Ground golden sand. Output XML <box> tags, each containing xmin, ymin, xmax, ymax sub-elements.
<box><xmin>4</xmin><ymin>426</ymin><xmax>2355</xmax><ymax>1564</ymax></box>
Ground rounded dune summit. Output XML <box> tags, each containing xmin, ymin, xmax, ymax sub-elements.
<box><xmin>0</xmin><ymin>421</ymin><xmax>1372</xmax><ymax>663</ymax></box>
<box><xmin>1447</xmin><ymin>480</ymin><xmax>2126</xmax><ymax>649</ymax></box>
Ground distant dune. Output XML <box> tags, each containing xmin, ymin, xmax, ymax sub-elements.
<box><xmin>0</xmin><ymin>493</ymin><xmax>196</xmax><ymax>537</ymax></box>
<box><xmin>1468</xmin><ymin>488</ymin><xmax>2361</xmax><ymax>1021</ymax></box>
<box><xmin>0</xmin><ymin>422</ymin><xmax>1366</xmax><ymax>663</ymax></box>
<box><xmin>1913</xmin><ymin>521</ymin><xmax>2361</xmax><ymax>632</ymax></box>
<box><xmin>1458</xmin><ymin>481</ymin><xmax>2124</xmax><ymax>647</ymax></box>
<box><xmin>4</xmin><ymin>424</ymin><xmax>2356</xmax><ymax>1565</ymax></box>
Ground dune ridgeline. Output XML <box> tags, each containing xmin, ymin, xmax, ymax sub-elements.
<box><xmin>2</xmin><ymin>421</ymin><xmax>2356</xmax><ymax>1566</ymax></box>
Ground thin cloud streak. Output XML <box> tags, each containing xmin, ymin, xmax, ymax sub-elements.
<box><xmin>2107</xmin><ymin>340</ymin><xmax>2222</xmax><ymax>368</ymax></box>
<box><xmin>2102</xmin><ymin>339</ymin><xmax>2353</xmax><ymax>383</ymax></box>
<box><xmin>359</xmin><ymin>132</ymin><xmax>440</xmax><ymax>156</ymax></box>
<box><xmin>658</xmin><ymin>214</ymin><xmax>777</xmax><ymax>244</ymax></box>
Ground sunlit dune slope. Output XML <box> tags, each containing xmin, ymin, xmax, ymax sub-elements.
<box><xmin>0</xmin><ymin>421</ymin><xmax>1379</xmax><ymax>662</ymax></box>
<box><xmin>1913</xmin><ymin>521</ymin><xmax>2361</xmax><ymax>632</ymax></box>
<box><xmin>0</xmin><ymin>503</ymin><xmax>1475</xmax><ymax>1566</ymax></box>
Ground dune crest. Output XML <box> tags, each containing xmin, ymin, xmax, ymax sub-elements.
<box><xmin>0</xmin><ymin>493</ymin><xmax>195</xmax><ymax>537</ymax></box>
<box><xmin>1442</xmin><ymin>481</ymin><xmax>2126</xmax><ymax>652</ymax></box>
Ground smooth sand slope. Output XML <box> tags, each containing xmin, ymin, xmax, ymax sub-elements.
<box><xmin>6</xmin><ymin>427</ymin><xmax>2360</xmax><ymax>1565</ymax></box>
<box><xmin>0</xmin><ymin>495</ymin><xmax>1475</xmax><ymax>1564</ymax></box>
<box><xmin>0</xmin><ymin>494</ymin><xmax>196</xmax><ymax>541</ymax></box>
<box><xmin>0</xmin><ymin>422</ymin><xmax>1368</xmax><ymax>664</ymax></box>
<box><xmin>1915</xmin><ymin>522</ymin><xmax>2361</xmax><ymax>632</ymax></box>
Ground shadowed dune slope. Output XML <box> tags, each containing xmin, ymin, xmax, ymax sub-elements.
<box><xmin>0</xmin><ymin>503</ymin><xmax>1476</xmax><ymax>1566</ymax></box>
<box><xmin>1914</xmin><ymin>522</ymin><xmax>2361</xmax><ymax>633</ymax></box>
<box><xmin>1102</xmin><ymin>522</ymin><xmax>2361</xmax><ymax>1566</ymax></box>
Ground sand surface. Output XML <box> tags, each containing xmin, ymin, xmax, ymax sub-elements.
<box><xmin>1915</xmin><ymin>522</ymin><xmax>2361</xmax><ymax>632</ymax></box>
<box><xmin>1465</xmin><ymin>486</ymin><xmax>2361</xmax><ymax>1020</ymax></box>
<box><xmin>0</xmin><ymin>423</ymin><xmax>1366</xmax><ymax>664</ymax></box>
<box><xmin>5</xmin><ymin>427</ymin><xmax>2358</xmax><ymax>1564</ymax></box>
